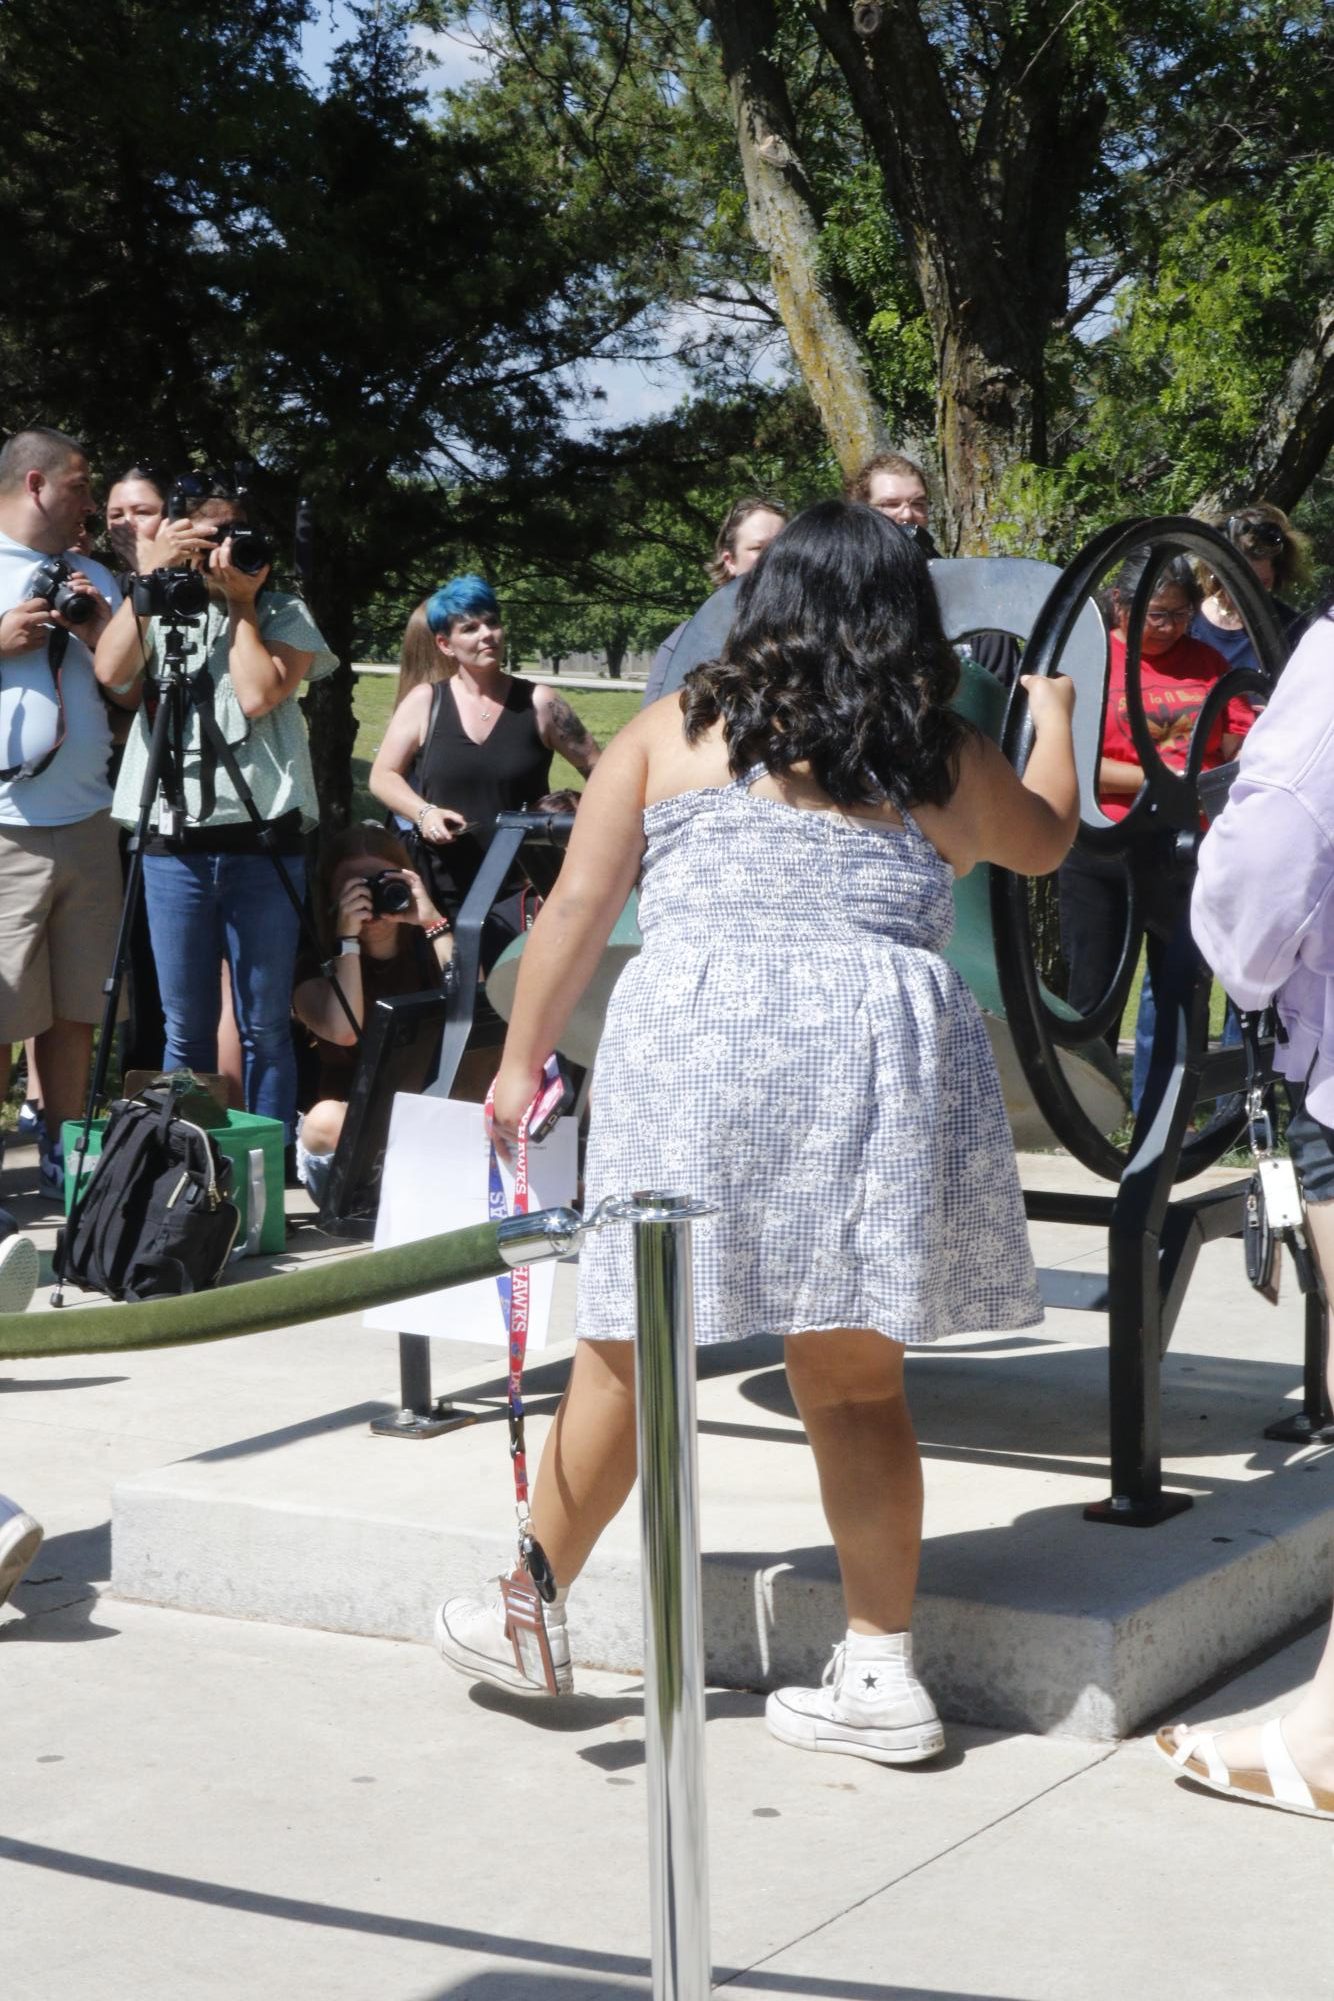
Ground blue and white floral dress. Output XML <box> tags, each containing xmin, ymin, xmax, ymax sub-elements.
<box><xmin>575</xmin><ymin>768</ymin><xmax>1041</xmax><ymax>1346</ymax></box>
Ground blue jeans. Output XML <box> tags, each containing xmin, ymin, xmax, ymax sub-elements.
<box><xmin>142</xmin><ymin>850</ymin><xmax>305</xmax><ymax>1139</ymax></box>
<box><xmin>1132</xmin><ymin>956</ymin><xmax>1242</xmax><ymax>1113</ymax></box>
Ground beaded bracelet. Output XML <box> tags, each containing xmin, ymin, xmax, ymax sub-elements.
<box><xmin>424</xmin><ymin>919</ymin><xmax>451</xmax><ymax>942</ymax></box>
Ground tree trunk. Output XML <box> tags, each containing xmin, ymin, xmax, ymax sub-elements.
<box><xmin>1198</xmin><ymin>287</ymin><xmax>1334</xmax><ymax>516</ymax></box>
<box><xmin>703</xmin><ymin>0</ymin><xmax>889</xmax><ymax>479</ymax></box>
<box><xmin>301</xmin><ymin>538</ymin><xmax>358</xmax><ymax>830</ymax></box>
<box><xmin>935</xmin><ymin>328</ymin><xmax>1044</xmax><ymax>552</ymax></box>
<box><xmin>770</xmin><ymin>0</ymin><xmax>1107</xmax><ymax>549</ymax></box>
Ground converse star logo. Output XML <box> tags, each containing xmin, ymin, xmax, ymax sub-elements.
<box><xmin>861</xmin><ymin>1671</ymin><xmax>880</xmax><ymax>1691</ymax></box>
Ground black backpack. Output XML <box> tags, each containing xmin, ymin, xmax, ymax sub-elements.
<box><xmin>57</xmin><ymin>1081</ymin><xmax>241</xmax><ymax>1301</ymax></box>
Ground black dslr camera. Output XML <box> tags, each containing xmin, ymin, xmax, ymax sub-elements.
<box><xmin>366</xmin><ymin>869</ymin><xmax>413</xmax><ymax>917</ymax></box>
<box><xmin>28</xmin><ymin>556</ymin><xmax>96</xmax><ymax>626</ymax></box>
<box><xmin>129</xmin><ymin>568</ymin><xmax>211</xmax><ymax>620</ymax></box>
<box><xmin>204</xmin><ymin>520</ymin><xmax>273</xmax><ymax>576</ymax></box>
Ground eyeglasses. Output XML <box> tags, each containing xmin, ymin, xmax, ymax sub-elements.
<box><xmin>1142</xmin><ymin>604</ymin><xmax>1193</xmax><ymax>628</ymax></box>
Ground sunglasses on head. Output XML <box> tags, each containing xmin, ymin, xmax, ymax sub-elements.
<box><xmin>1227</xmin><ymin>514</ymin><xmax>1285</xmax><ymax>552</ymax></box>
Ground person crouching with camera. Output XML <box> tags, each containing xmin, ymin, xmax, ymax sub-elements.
<box><xmin>95</xmin><ymin>480</ymin><xmax>336</xmax><ymax>1144</ymax></box>
<box><xmin>291</xmin><ymin>825</ymin><xmax>453</xmax><ymax>1204</ymax></box>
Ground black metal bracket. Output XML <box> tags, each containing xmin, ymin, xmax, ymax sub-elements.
<box><xmin>995</xmin><ymin>518</ymin><xmax>1304</xmax><ymax>1523</ymax></box>
<box><xmin>369</xmin><ymin>1332</ymin><xmax>477</xmax><ymax>1440</ymax></box>
<box><xmin>428</xmin><ymin>811</ymin><xmax>576</xmax><ymax>1100</ymax></box>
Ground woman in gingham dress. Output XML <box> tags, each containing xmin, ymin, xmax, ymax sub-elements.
<box><xmin>440</xmin><ymin>501</ymin><xmax>1078</xmax><ymax>1764</ymax></box>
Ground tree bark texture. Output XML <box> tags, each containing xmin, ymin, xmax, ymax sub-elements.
<box><xmin>301</xmin><ymin>533</ymin><xmax>358</xmax><ymax>832</ymax></box>
<box><xmin>702</xmin><ymin>0</ymin><xmax>889</xmax><ymax>480</ymax></box>
<box><xmin>701</xmin><ymin>0</ymin><xmax>1108</xmax><ymax>548</ymax></box>
<box><xmin>1199</xmin><ymin>288</ymin><xmax>1334</xmax><ymax>517</ymax></box>
<box><xmin>798</xmin><ymin>0</ymin><xmax>1105</xmax><ymax>550</ymax></box>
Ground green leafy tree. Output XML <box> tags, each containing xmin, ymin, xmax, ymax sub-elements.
<box><xmin>458</xmin><ymin>0</ymin><xmax>1334</xmax><ymax>551</ymax></box>
<box><xmin>0</xmin><ymin>0</ymin><xmax>721</xmax><ymax>816</ymax></box>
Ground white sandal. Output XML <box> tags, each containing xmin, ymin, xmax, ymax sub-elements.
<box><xmin>1155</xmin><ymin>1717</ymin><xmax>1334</xmax><ymax>1821</ymax></box>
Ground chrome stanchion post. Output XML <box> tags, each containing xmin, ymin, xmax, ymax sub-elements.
<box><xmin>614</xmin><ymin>1190</ymin><xmax>715</xmax><ymax>2001</ymax></box>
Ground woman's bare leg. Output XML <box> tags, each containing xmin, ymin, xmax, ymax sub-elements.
<box><xmin>783</xmin><ymin>1328</ymin><xmax>922</xmax><ymax>1636</ymax></box>
<box><xmin>527</xmin><ymin>1338</ymin><xmax>639</xmax><ymax>1588</ymax></box>
<box><xmin>1166</xmin><ymin>1197</ymin><xmax>1334</xmax><ymax>1786</ymax></box>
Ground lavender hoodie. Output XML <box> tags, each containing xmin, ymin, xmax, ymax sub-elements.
<box><xmin>1192</xmin><ymin>612</ymin><xmax>1334</xmax><ymax>1120</ymax></box>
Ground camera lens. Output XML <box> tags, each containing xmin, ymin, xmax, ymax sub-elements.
<box><xmin>165</xmin><ymin>571</ymin><xmax>210</xmax><ymax>616</ymax></box>
<box><xmin>369</xmin><ymin>870</ymin><xmax>413</xmax><ymax>917</ymax></box>
<box><xmin>55</xmin><ymin>587</ymin><xmax>96</xmax><ymax>625</ymax></box>
<box><xmin>220</xmin><ymin>525</ymin><xmax>272</xmax><ymax>575</ymax></box>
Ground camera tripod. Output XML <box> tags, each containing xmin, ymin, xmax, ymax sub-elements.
<box><xmin>53</xmin><ymin>605</ymin><xmax>362</xmax><ymax>1303</ymax></box>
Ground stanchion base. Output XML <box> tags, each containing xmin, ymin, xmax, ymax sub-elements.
<box><xmin>1084</xmin><ymin>1490</ymin><xmax>1194</xmax><ymax>1528</ymax></box>
<box><xmin>369</xmin><ymin>1403</ymin><xmax>476</xmax><ymax>1440</ymax></box>
<box><xmin>1263</xmin><ymin>1410</ymin><xmax>1334</xmax><ymax>1445</ymax></box>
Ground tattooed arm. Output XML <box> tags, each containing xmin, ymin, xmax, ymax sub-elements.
<box><xmin>533</xmin><ymin>684</ymin><xmax>601</xmax><ymax>777</ymax></box>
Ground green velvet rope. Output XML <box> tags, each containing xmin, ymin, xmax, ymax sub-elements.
<box><xmin>0</xmin><ymin>1221</ymin><xmax>507</xmax><ymax>1360</ymax></box>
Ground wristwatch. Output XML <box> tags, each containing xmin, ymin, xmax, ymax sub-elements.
<box><xmin>336</xmin><ymin>937</ymin><xmax>362</xmax><ymax>957</ymax></box>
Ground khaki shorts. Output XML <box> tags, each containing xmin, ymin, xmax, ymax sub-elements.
<box><xmin>0</xmin><ymin>813</ymin><xmax>123</xmax><ymax>1039</ymax></box>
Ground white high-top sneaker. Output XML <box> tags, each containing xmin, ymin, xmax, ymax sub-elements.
<box><xmin>0</xmin><ymin>1495</ymin><xmax>44</xmax><ymax>1610</ymax></box>
<box><xmin>0</xmin><ymin>1231</ymin><xmax>38</xmax><ymax>1316</ymax></box>
<box><xmin>765</xmin><ymin>1630</ymin><xmax>945</xmax><ymax>1765</ymax></box>
<box><xmin>435</xmin><ymin>1580</ymin><xmax>573</xmax><ymax>1696</ymax></box>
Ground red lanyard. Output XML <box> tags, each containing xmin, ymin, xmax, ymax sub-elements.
<box><xmin>484</xmin><ymin>1057</ymin><xmax>563</xmax><ymax>1591</ymax></box>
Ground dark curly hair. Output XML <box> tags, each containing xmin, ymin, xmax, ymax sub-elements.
<box><xmin>681</xmin><ymin>499</ymin><xmax>968</xmax><ymax>810</ymax></box>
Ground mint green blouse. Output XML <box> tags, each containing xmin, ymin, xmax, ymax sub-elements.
<box><xmin>111</xmin><ymin>592</ymin><xmax>337</xmax><ymax>832</ymax></box>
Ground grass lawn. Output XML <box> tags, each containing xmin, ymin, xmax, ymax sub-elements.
<box><xmin>350</xmin><ymin>672</ymin><xmax>642</xmax><ymax>822</ymax></box>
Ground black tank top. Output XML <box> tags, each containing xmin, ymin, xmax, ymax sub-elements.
<box><xmin>411</xmin><ymin>676</ymin><xmax>552</xmax><ymax>915</ymax></box>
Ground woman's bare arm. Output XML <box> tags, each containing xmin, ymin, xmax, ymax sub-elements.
<box><xmin>369</xmin><ymin>684</ymin><xmax>443</xmax><ymax>828</ymax></box>
<box><xmin>489</xmin><ymin>722</ymin><xmax>649</xmax><ymax>1142</ymax></box>
<box><xmin>941</xmin><ymin>675</ymin><xmax>1079</xmax><ymax>877</ymax></box>
<box><xmin>533</xmin><ymin>684</ymin><xmax>601</xmax><ymax>777</ymax></box>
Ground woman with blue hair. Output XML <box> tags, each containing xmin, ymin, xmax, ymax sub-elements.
<box><xmin>370</xmin><ymin>576</ymin><xmax>600</xmax><ymax>970</ymax></box>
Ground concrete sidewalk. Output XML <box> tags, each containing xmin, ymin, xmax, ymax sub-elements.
<box><xmin>2</xmin><ymin>1576</ymin><xmax>1328</xmax><ymax>1998</ymax></box>
<box><xmin>3</xmin><ymin>1141</ymin><xmax>1333</xmax><ymax>1997</ymax></box>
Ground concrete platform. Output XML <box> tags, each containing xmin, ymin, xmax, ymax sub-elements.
<box><xmin>88</xmin><ymin>1153</ymin><xmax>1334</xmax><ymax>1740</ymax></box>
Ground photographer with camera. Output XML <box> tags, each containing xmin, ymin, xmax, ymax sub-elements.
<box><xmin>104</xmin><ymin>465</ymin><xmax>169</xmax><ymax>573</ymax></box>
<box><xmin>95</xmin><ymin>479</ymin><xmax>336</xmax><ymax>1143</ymax></box>
<box><xmin>0</xmin><ymin>426</ymin><xmax>121</xmax><ymax>1201</ymax></box>
<box><xmin>291</xmin><ymin>825</ymin><xmax>453</xmax><ymax>1202</ymax></box>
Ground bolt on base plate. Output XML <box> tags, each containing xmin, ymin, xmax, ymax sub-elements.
<box><xmin>369</xmin><ymin>1402</ymin><xmax>477</xmax><ymax>1440</ymax></box>
<box><xmin>1084</xmin><ymin>1490</ymin><xmax>1194</xmax><ymax>1528</ymax></box>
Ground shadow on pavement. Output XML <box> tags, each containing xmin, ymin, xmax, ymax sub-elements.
<box><xmin>0</xmin><ymin>1522</ymin><xmax>119</xmax><ymax>1644</ymax></box>
<box><xmin>0</xmin><ymin>1374</ymin><xmax>128</xmax><ymax>1393</ymax></box>
<box><xmin>0</xmin><ymin>1835</ymin><xmax>1021</xmax><ymax>2000</ymax></box>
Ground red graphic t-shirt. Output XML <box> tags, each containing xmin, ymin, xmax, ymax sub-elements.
<box><xmin>1098</xmin><ymin>630</ymin><xmax>1254</xmax><ymax>822</ymax></box>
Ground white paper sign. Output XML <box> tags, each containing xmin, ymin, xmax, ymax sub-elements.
<box><xmin>366</xmin><ymin>1091</ymin><xmax>579</xmax><ymax>1346</ymax></box>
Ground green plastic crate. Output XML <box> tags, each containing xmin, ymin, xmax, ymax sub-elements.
<box><xmin>61</xmin><ymin>1106</ymin><xmax>286</xmax><ymax>1256</ymax></box>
